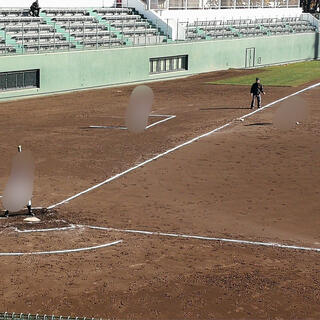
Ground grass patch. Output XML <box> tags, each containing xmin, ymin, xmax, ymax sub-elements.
<box><xmin>208</xmin><ymin>60</ymin><xmax>320</xmax><ymax>87</ymax></box>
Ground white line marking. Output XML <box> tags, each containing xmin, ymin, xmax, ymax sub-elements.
<box><xmin>48</xmin><ymin>82</ymin><xmax>320</xmax><ymax>210</ymax></box>
<box><xmin>15</xmin><ymin>225</ymin><xmax>78</xmax><ymax>233</ymax></box>
<box><xmin>84</xmin><ymin>225</ymin><xmax>320</xmax><ymax>253</ymax></box>
<box><xmin>149</xmin><ymin>114</ymin><xmax>175</xmax><ymax>117</ymax></box>
<box><xmin>9</xmin><ymin>224</ymin><xmax>320</xmax><ymax>253</ymax></box>
<box><xmin>0</xmin><ymin>240</ymin><xmax>122</xmax><ymax>256</ymax></box>
<box><xmin>89</xmin><ymin>125</ymin><xmax>127</xmax><ymax>129</ymax></box>
<box><xmin>88</xmin><ymin>114</ymin><xmax>176</xmax><ymax>130</ymax></box>
<box><xmin>146</xmin><ymin>115</ymin><xmax>176</xmax><ymax>129</ymax></box>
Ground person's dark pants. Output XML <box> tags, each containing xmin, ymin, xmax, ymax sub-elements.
<box><xmin>29</xmin><ymin>8</ymin><xmax>40</xmax><ymax>16</ymax></box>
<box><xmin>251</xmin><ymin>94</ymin><xmax>261</xmax><ymax>109</ymax></box>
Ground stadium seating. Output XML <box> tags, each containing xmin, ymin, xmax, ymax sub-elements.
<box><xmin>0</xmin><ymin>7</ymin><xmax>316</xmax><ymax>55</ymax></box>
<box><xmin>0</xmin><ymin>7</ymin><xmax>167</xmax><ymax>54</ymax></box>
<box><xmin>185</xmin><ymin>16</ymin><xmax>316</xmax><ymax>40</ymax></box>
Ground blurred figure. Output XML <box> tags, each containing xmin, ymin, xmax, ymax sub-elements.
<box><xmin>29</xmin><ymin>0</ymin><xmax>41</xmax><ymax>17</ymax></box>
<box><xmin>125</xmin><ymin>85</ymin><xmax>154</xmax><ymax>133</ymax></box>
<box><xmin>250</xmin><ymin>77</ymin><xmax>265</xmax><ymax>109</ymax></box>
<box><xmin>273</xmin><ymin>96</ymin><xmax>308</xmax><ymax>130</ymax></box>
<box><xmin>2</xmin><ymin>146</ymin><xmax>34</xmax><ymax>217</ymax></box>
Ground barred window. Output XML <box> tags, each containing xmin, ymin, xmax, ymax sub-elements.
<box><xmin>150</xmin><ymin>55</ymin><xmax>188</xmax><ymax>74</ymax></box>
<box><xmin>0</xmin><ymin>69</ymin><xmax>40</xmax><ymax>91</ymax></box>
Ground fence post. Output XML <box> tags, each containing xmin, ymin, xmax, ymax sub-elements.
<box><xmin>22</xmin><ymin>22</ymin><xmax>24</xmax><ymax>54</ymax></box>
<box><xmin>176</xmin><ymin>18</ymin><xmax>179</xmax><ymax>41</ymax></box>
<box><xmin>96</xmin><ymin>20</ymin><xmax>98</xmax><ymax>49</ymax></box>
<box><xmin>38</xmin><ymin>22</ymin><xmax>40</xmax><ymax>53</ymax></box>
<box><xmin>156</xmin><ymin>18</ymin><xmax>159</xmax><ymax>44</ymax></box>
<box><xmin>121</xmin><ymin>18</ymin><xmax>124</xmax><ymax>47</ymax></box>
<box><xmin>4</xmin><ymin>25</ymin><xmax>7</xmax><ymax>55</ymax></box>
<box><xmin>54</xmin><ymin>23</ymin><xmax>56</xmax><ymax>52</ymax></box>
<box><xmin>186</xmin><ymin>20</ymin><xmax>189</xmax><ymax>40</ymax></box>
<box><xmin>132</xmin><ymin>19</ymin><xmax>135</xmax><ymax>45</ymax></box>
<box><xmin>145</xmin><ymin>20</ymin><xmax>147</xmax><ymax>45</ymax></box>
<box><xmin>205</xmin><ymin>17</ymin><xmax>207</xmax><ymax>38</ymax></box>
<box><xmin>68</xmin><ymin>20</ymin><xmax>71</xmax><ymax>50</ymax></box>
<box><xmin>83</xmin><ymin>20</ymin><xmax>85</xmax><ymax>49</ymax></box>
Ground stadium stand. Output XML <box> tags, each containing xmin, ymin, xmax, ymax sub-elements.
<box><xmin>0</xmin><ymin>9</ymin><xmax>75</xmax><ymax>53</ymax></box>
<box><xmin>185</xmin><ymin>16</ymin><xmax>317</xmax><ymax>40</ymax></box>
<box><xmin>0</xmin><ymin>5</ymin><xmax>317</xmax><ymax>54</ymax></box>
<box><xmin>0</xmin><ymin>7</ymin><xmax>167</xmax><ymax>54</ymax></box>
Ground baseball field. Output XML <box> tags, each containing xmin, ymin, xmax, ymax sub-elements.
<box><xmin>0</xmin><ymin>61</ymin><xmax>320</xmax><ymax>319</ymax></box>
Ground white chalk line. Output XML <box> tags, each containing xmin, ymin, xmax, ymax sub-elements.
<box><xmin>14</xmin><ymin>224</ymin><xmax>78</xmax><ymax>233</ymax></box>
<box><xmin>12</xmin><ymin>224</ymin><xmax>320</xmax><ymax>254</ymax></box>
<box><xmin>48</xmin><ymin>81</ymin><xmax>320</xmax><ymax>210</ymax></box>
<box><xmin>84</xmin><ymin>225</ymin><xmax>320</xmax><ymax>253</ymax></box>
<box><xmin>0</xmin><ymin>239</ymin><xmax>122</xmax><ymax>256</ymax></box>
<box><xmin>89</xmin><ymin>125</ymin><xmax>126</xmax><ymax>129</ymax></box>
<box><xmin>146</xmin><ymin>115</ymin><xmax>176</xmax><ymax>129</ymax></box>
<box><xmin>89</xmin><ymin>114</ymin><xmax>176</xmax><ymax>130</ymax></box>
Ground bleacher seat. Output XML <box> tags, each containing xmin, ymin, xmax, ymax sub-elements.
<box><xmin>0</xmin><ymin>6</ymin><xmax>165</xmax><ymax>54</ymax></box>
<box><xmin>185</xmin><ymin>16</ymin><xmax>317</xmax><ymax>41</ymax></box>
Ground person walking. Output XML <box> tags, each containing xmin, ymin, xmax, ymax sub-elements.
<box><xmin>250</xmin><ymin>77</ymin><xmax>265</xmax><ymax>109</ymax></box>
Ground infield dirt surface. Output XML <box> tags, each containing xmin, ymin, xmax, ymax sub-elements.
<box><xmin>0</xmin><ymin>68</ymin><xmax>319</xmax><ymax>319</ymax></box>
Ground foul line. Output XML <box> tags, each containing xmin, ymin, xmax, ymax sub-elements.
<box><xmin>10</xmin><ymin>224</ymin><xmax>320</xmax><ymax>253</ymax></box>
<box><xmin>88</xmin><ymin>114</ymin><xmax>176</xmax><ymax>130</ymax></box>
<box><xmin>84</xmin><ymin>225</ymin><xmax>320</xmax><ymax>253</ymax></box>
<box><xmin>0</xmin><ymin>239</ymin><xmax>122</xmax><ymax>256</ymax></box>
<box><xmin>48</xmin><ymin>81</ymin><xmax>320</xmax><ymax>210</ymax></box>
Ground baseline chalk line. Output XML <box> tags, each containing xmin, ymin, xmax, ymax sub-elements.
<box><xmin>48</xmin><ymin>81</ymin><xmax>320</xmax><ymax>210</ymax></box>
<box><xmin>0</xmin><ymin>239</ymin><xmax>122</xmax><ymax>256</ymax></box>
<box><xmin>9</xmin><ymin>224</ymin><xmax>320</xmax><ymax>253</ymax></box>
<box><xmin>84</xmin><ymin>225</ymin><xmax>320</xmax><ymax>253</ymax></box>
<box><xmin>88</xmin><ymin>114</ymin><xmax>176</xmax><ymax>130</ymax></box>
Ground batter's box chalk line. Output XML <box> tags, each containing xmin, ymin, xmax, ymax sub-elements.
<box><xmin>88</xmin><ymin>114</ymin><xmax>176</xmax><ymax>130</ymax></box>
<box><xmin>0</xmin><ymin>238</ymin><xmax>122</xmax><ymax>256</ymax></box>
<box><xmin>12</xmin><ymin>224</ymin><xmax>320</xmax><ymax>254</ymax></box>
<box><xmin>48</xmin><ymin>81</ymin><xmax>320</xmax><ymax>211</ymax></box>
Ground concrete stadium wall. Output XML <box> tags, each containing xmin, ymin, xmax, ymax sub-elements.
<box><xmin>0</xmin><ymin>32</ymin><xmax>319</xmax><ymax>101</ymax></box>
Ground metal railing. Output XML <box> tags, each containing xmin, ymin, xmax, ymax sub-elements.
<box><xmin>149</xmin><ymin>0</ymin><xmax>300</xmax><ymax>10</ymax></box>
<box><xmin>180</xmin><ymin>15</ymin><xmax>316</xmax><ymax>41</ymax></box>
<box><xmin>0</xmin><ymin>313</ymin><xmax>102</xmax><ymax>320</ymax></box>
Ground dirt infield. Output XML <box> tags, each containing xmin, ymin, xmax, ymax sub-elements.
<box><xmin>0</xmin><ymin>69</ymin><xmax>319</xmax><ymax>319</ymax></box>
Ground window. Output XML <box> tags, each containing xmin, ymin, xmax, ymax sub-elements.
<box><xmin>0</xmin><ymin>69</ymin><xmax>40</xmax><ymax>91</ymax></box>
<box><xmin>150</xmin><ymin>55</ymin><xmax>188</xmax><ymax>74</ymax></box>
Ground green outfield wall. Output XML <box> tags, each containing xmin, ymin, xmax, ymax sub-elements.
<box><xmin>0</xmin><ymin>32</ymin><xmax>319</xmax><ymax>100</ymax></box>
